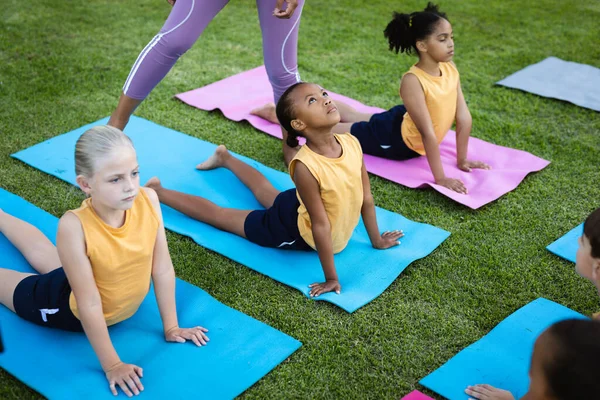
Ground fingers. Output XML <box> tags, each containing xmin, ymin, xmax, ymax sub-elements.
<box><xmin>131</xmin><ymin>372</ymin><xmax>144</xmax><ymax>393</ymax></box>
<box><xmin>118</xmin><ymin>379</ymin><xmax>134</xmax><ymax>397</ymax></box>
<box><xmin>452</xmin><ymin>180</ymin><xmax>468</xmax><ymax>194</ymax></box>
<box><xmin>109</xmin><ymin>382</ymin><xmax>118</xmax><ymax>396</ymax></box>
<box><xmin>273</xmin><ymin>0</ymin><xmax>297</xmax><ymax>18</ymax></box>
<box><xmin>133</xmin><ymin>365</ymin><xmax>144</xmax><ymax>378</ymax></box>
<box><xmin>124</xmin><ymin>376</ymin><xmax>140</xmax><ymax>396</ymax></box>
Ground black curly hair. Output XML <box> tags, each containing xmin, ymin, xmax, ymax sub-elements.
<box><xmin>384</xmin><ymin>2</ymin><xmax>449</xmax><ymax>55</ymax></box>
<box><xmin>275</xmin><ymin>82</ymin><xmax>308</xmax><ymax>148</ymax></box>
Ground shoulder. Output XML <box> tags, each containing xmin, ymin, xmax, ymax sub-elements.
<box><xmin>400</xmin><ymin>72</ymin><xmax>424</xmax><ymax>93</ymax></box>
<box><xmin>140</xmin><ymin>187</ymin><xmax>162</xmax><ymax>223</ymax></box>
<box><xmin>339</xmin><ymin>134</ymin><xmax>362</xmax><ymax>156</ymax></box>
<box><xmin>58</xmin><ymin>211</ymin><xmax>85</xmax><ymax>242</ymax></box>
<box><xmin>443</xmin><ymin>61</ymin><xmax>460</xmax><ymax>77</ymax></box>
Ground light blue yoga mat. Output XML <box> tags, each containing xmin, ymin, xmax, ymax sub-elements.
<box><xmin>0</xmin><ymin>188</ymin><xmax>301</xmax><ymax>399</ymax></box>
<box><xmin>12</xmin><ymin>116</ymin><xmax>450</xmax><ymax>313</ymax></box>
<box><xmin>497</xmin><ymin>57</ymin><xmax>600</xmax><ymax>111</ymax></box>
<box><xmin>547</xmin><ymin>224</ymin><xmax>582</xmax><ymax>263</ymax></box>
<box><xmin>419</xmin><ymin>298</ymin><xmax>587</xmax><ymax>399</ymax></box>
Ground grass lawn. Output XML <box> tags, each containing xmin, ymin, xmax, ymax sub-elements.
<box><xmin>1</xmin><ymin>0</ymin><xmax>599</xmax><ymax>398</ymax></box>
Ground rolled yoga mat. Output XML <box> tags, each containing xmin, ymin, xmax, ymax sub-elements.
<box><xmin>11</xmin><ymin>116</ymin><xmax>450</xmax><ymax>313</ymax></box>
<box><xmin>175</xmin><ymin>65</ymin><xmax>550</xmax><ymax>209</ymax></box>
<box><xmin>0</xmin><ymin>188</ymin><xmax>301</xmax><ymax>399</ymax></box>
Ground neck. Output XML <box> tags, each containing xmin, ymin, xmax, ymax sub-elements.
<box><xmin>415</xmin><ymin>55</ymin><xmax>441</xmax><ymax>77</ymax></box>
<box><xmin>304</xmin><ymin>128</ymin><xmax>340</xmax><ymax>157</ymax></box>
<box><xmin>90</xmin><ymin>198</ymin><xmax>126</xmax><ymax>228</ymax></box>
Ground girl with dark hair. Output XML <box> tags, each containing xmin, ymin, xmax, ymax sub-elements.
<box><xmin>465</xmin><ymin>318</ymin><xmax>600</xmax><ymax>400</ymax></box>
<box><xmin>252</xmin><ymin>3</ymin><xmax>490</xmax><ymax>194</ymax></box>
<box><xmin>145</xmin><ymin>82</ymin><xmax>403</xmax><ymax>297</ymax></box>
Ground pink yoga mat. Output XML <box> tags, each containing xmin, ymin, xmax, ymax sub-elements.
<box><xmin>175</xmin><ymin>66</ymin><xmax>550</xmax><ymax>209</ymax></box>
<box><xmin>401</xmin><ymin>390</ymin><xmax>435</xmax><ymax>400</ymax></box>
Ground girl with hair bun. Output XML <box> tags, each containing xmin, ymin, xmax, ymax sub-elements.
<box><xmin>252</xmin><ymin>3</ymin><xmax>490</xmax><ymax>194</ymax></box>
<box><xmin>0</xmin><ymin>126</ymin><xmax>209</xmax><ymax>397</ymax></box>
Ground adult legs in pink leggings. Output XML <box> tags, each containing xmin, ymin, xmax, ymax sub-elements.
<box><xmin>109</xmin><ymin>0</ymin><xmax>303</xmax><ymax>163</ymax></box>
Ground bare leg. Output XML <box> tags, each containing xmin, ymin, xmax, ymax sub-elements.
<box><xmin>107</xmin><ymin>93</ymin><xmax>143</xmax><ymax>131</ymax></box>
<box><xmin>250</xmin><ymin>100</ymin><xmax>373</xmax><ymax>125</ymax></box>
<box><xmin>0</xmin><ymin>269</ymin><xmax>34</xmax><ymax>312</ymax></box>
<box><xmin>196</xmin><ymin>145</ymin><xmax>280</xmax><ymax>208</ymax></box>
<box><xmin>334</xmin><ymin>100</ymin><xmax>373</xmax><ymax>123</ymax></box>
<box><xmin>145</xmin><ymin>178</ymin><xmax>251</xmax><ymax>238</ymax></box>
<box><xmin>250</xmin><ymin>102</ymin><xmax>278</xmax><ymax>124</ymax></box>
<box><xmin>0</xmin><ymin>209</ymin><xmax>61</xmax><ymax>274</ymax></box>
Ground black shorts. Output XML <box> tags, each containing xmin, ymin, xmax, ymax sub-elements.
<box><xmin>244</xmin><ymin>188</ymin><xmax>311</xmax><ymax>251</ymax></box>
<box><xmin>350</xmin><ymin>105</ymin><xmax>421</xmax><ymax>161</ymax></box>
<box><xmin>13</xmin><ymin>267</ymin><xmax>83</xmax><ymax>332</ymax></box>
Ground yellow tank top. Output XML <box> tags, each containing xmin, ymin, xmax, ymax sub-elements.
<box><xmin>289</xmin><ymin>134</ymin><xmax>364</xmax><ymax>254</ymax></box>
<box><xmin>401</xmin><ymin>62</ymin><xmax>459</xmax><ymax>155</ymax></box>
<box><xmin>68</xmin><ymin>189</ymin><xmax>159</xmax><ymax>326</ymax></box>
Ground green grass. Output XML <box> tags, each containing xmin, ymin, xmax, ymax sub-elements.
<box><xmin>1</xmin><ymin>0</ymin><xmax>599</xmax><ymax>398</ymax></box>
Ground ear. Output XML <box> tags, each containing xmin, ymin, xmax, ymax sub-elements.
<box><xmin>290</xmin><ymin>118</ymin><xmax>306</xmax><ymax>132</ymax></box>
<box><xmin>416</xmin><ymin>40</ymin><xmax>427</xmax><ymax>53</ymax></box>
<box><xmin>593</xmin><ymin>258</ymin><xmax>600</xmax><ymax>281</ymax></box>
<box><xmin>76</xmin><ymin>175</ymin><xmax>93</xmax><ymax>197</ymax></box>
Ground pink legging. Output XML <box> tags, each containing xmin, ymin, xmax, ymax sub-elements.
<box><xmin>122</xmin><ymin>0</ymin><xmax>304</xmax><ymax>104</ymax></box>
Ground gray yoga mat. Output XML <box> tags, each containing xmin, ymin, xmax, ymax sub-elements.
<box><xmin>497</xmin><ymin>57</ymin><xmax>600</xmax><ymax>111</ymax></box>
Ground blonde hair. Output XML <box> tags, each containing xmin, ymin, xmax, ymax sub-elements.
<box><xmin>75</xmin><ymin>125</ymin><xmax>135</xmax><ymax>177</ymax></box>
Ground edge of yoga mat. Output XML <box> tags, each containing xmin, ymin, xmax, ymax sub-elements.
<box><xmin>401</xmin><ymin>390</ymin><xmax>435</xmax><ymax>400</ymax></box>
<box><xmin>546</xmin><ymin>223</ymin><xmax>582</xmax><ymax>263</ymax></box>
<box><xmin>496</xmin><ymin>57</ymin><xmax>600</xmax><ymax>112</ymax></box>
<box><xmin>11</xmin><ymin>116</ymin><xmax>451</xmax><ymax>313</ymax></box>
<box><xmin>418</xmin><ymin>298</ymin><xmax>587</xmax><ymax>400</ymax></box>
<box><xmin>0</xmin><ymin>188</ymin><xmax>301</xmax><ymax>399</ymax></box>
<box><xmin>175</xmin><ymin>65</ymin><xmax>551</xmax><ymax>209</ymax></box>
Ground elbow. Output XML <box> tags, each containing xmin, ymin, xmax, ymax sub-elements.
<box><xmin>311</xmin><ymin>219</ymin><xmax>331</xmax><ymax>236</ymax></box>
<box><xmin>362</xmin><ymin>194</ymin><xmax>374</xmax><ymax>210</ymax></box>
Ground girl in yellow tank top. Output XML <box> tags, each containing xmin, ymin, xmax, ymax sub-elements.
<box><xmin>144</xmin><ymin>82</ymin><xmax>403</xmax><ymax>299</ymax></box>
<box><xmin>0</xmin><ymin>126</ymin><xmax>209</xmax><ymax>397</ymax></box>
<box><xmin>249</xmin><ymin>3</ymin><xmax>490</xmax><ymax>195</ymax></box>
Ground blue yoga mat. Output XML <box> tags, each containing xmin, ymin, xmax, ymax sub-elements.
<box><xmin>497</xmin><ymin>57</ymin><xmax>600</xmax><ymax>111</ymax></box>
<box><xmin>0</xmin><ymin>188</ymin><xmax>301</xmax><ymax>399</ymax></box>
<box><xmin>12</xmin><ymin>116</ymin><xmax>450</xmax><ymax>313</ymax></box>
<box><xmin>546</xmin><ymin>224</ymin><xmax>582</xmax><ymax>263</ymax></box>
<box><xmin>419</xmin><ymin>298</ymin><xmax>587</xmax><ymax>399</ymax></box>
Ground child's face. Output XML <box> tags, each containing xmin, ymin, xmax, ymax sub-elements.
<box><xmin>77</xmin><ymin>145</ymin><xmax>140</xmax><ymax>211</ymax></box>
<box><xmin>522</xmin><ymin>331</ymin><xmax>555</xmax><ymax>400</ymax></box>
<box><xmin>576</xmin><ymin>234</ymin><xmax>599</xmax><ymax>287</ymax></box>
<box><xmin>289</xmin><ymin>83</ymin><xmax>341</xmax><ymax>133</ymax></box>
<box><xmin>419</xmin><ymin>18</ymin><xmax>454</xmax><ymax>63</ymax></box>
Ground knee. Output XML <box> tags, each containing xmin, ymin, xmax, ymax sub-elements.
<box><xmin>268</xmin><ymin>70</ymin><xmax>302</xmax><ymax>104</ymax></box>
<box><xmin>157</xmin><ymin>34</ymin><xmax>196</xmax><ymax>58</ymax></box>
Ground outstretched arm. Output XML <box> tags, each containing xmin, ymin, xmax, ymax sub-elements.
<box><xmin>58</xmin><ymin>213</ymin><xmax>144</xmax><ymax>397</ymax></box>
<box><xmin>293</xmin><ymin>161</ymin><xmax>340</xmax><ymax>297</ymax></box>
<box><xmin>145</xmin><ymin>188</ymin><xmax>208</xmax><ymax>346</ymax></box>
<box><xmin>401</xmin><ymin>73</ymin><xmax>467</xmax><ymax>194</ymax></box>
<box><xmin>359</xmin><ymin>162</ymin><xmax>403</xmax><ymax>249</ymax></box>
<box><xmin>455</xmin><ymin>79</ymin><xmax>490</xmax><ymax>172</ymax></box>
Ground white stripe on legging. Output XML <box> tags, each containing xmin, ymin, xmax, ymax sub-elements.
<box><xmin>123</xmin><ymin>0</ymin><xmax>196</xmax><ymax>95</ymax></box>
<box><xmin>280</xmin><ymin>4</ymin><xmax>303</xmax><ymax>77</ymax></box>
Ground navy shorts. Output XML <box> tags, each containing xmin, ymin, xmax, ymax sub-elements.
<box><xmin>13</xmin><ymin>267</ymin><xmax>83</xmax><ymax>332</ymax></box>
<box><xmin>244</xmin><ymin>188</ymin><xmax>311</xmax><ymax>251</ymax></box>
<box><xmin>350</xmin><ymin>105</ymin><xmax>421</xmax><ymax>161</ymax></box>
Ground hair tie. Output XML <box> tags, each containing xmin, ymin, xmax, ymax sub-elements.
<box><xmin>408</xmin><ymin>17</ymin><xmax>413</xmax><ymax>27</ymax></box>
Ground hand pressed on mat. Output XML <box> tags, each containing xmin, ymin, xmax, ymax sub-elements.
<box><xmin>165</xmin><ymin>326</ymin><xmax>210</xmax><ymax>346</ymax></box>
<box><xmin>105</xmin><ymin>362</ymin><xmax>144</xmax><ymax>397</ymax></box>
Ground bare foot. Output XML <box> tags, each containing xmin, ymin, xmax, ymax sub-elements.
<box><xmin>250</xmin><ymin>102</ymin><xmax>278</xmax><ymax>124</ymax></box>
<box><xmin>144</xmin><ymin>177</ymin><xmax>162</xmax><ymax>191</ymax></box>
<box><xmin>465</xmin><ymin>384</ymin><xmax>515</xmax><ymax>400</ymax></box>
<box><xmin>196</xmin><ymin>145</ymin><xmax>230</xmax><ymax>170</ymax></box>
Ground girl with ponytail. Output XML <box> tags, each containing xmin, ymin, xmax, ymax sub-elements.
<box><xmin>145</xmin><ymin>82</ymin><xmax>404</xmax><ymax>297</ymax></box>
<box><xmin>252</xmin><ymin>3</ymin><xmax>490</xmax><ymax>194</ymax></box>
